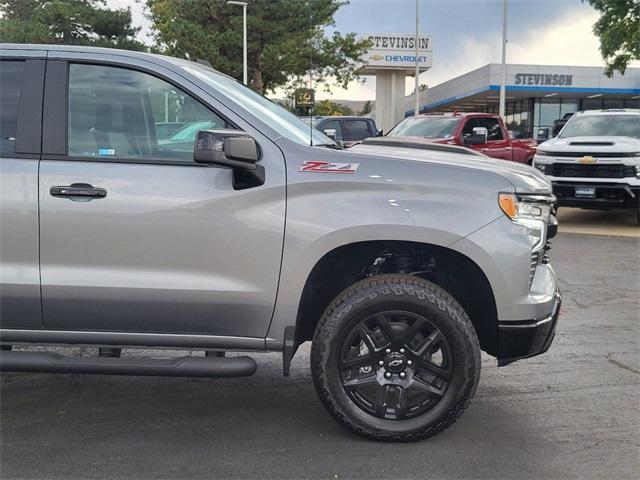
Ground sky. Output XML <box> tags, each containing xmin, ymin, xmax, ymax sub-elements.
<box><xmin>110</xmin><ymin>0</ymin><xmax>640</xmax><ymax>101</ymax></box>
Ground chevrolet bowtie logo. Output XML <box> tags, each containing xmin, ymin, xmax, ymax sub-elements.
<box><xmin>579</xmin><ymin>156</ymin><xmax>597</xmax><ymax>164</ymax></box>
<box><xmin>370</xmin><ymin>54</ymin><xmax>384</xmax><ymax>61</ymax></box>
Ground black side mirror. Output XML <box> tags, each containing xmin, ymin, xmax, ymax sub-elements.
<box><xmin>464</xmin><ymin>134</ymin><xmax>486</xmax><ymax>146</ymax></box>
<box><xmin>377</xmin><ymin>129</ymin><xmax>383</xmax><ymax>137</ymax></box>
<box><xmin>194</xmin><ymin>129</ymin><xmax>264</xmax><ymax>189</ymax></box>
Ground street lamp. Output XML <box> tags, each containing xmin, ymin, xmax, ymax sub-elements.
<box><xmin>226</xmin><ymin>1</ymin><xmax>248</xmax><ymax>85</ymax></box>
<box><xmin>499</xmin><ymin>0</ymin><xmax>509</xmax><ymax>119</ymax></box>
<box><xmin>414</xmin><ymin>0</ymin><xmax>420</xmax><ymax>117</ymax></box>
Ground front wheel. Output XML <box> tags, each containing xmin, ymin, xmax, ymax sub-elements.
<box><xmin>311</xmin><ymin>274</ymin><xmax>481</xmax><ymax>441</ymax></box>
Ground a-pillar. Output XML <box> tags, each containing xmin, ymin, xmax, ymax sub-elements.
<box><xmin>374</xmin><ymin>70</ymin><xmax>407</xmax><ymax>134</ymax></box>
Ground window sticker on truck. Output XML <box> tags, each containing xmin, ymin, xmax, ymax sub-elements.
<box><xmin>98</xmin><ymin>148</ymin><xmax>115</xmax><ymax>156</ymax></box>
<box><xmin>300</xmin><ymin>161</ymin><xmax>360</xmax><ymax>173</ymax></box>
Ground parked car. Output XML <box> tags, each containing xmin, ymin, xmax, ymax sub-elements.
<box><xmin>0</xmin><ymin>44</ymin><xmax>560</xmax><ymax>441</ymax></box>
<box><xmin>388</xmin><ymin>112</ymin><xmax>538</xmax><ymax>164</ymax></box>
<box><xmin>551</xmin><ymin>112</ymin><xmax>574</xmax><ymax>137</ymax></box>
<box><xmin>533</xmin><ymin>109</ymin><xmax>640</xmax><ymax>223</ymax></box>
<box><xmin>304</xmin><ymin>116</ymin><xmax>381</xmax><ymax>146</ymax></box>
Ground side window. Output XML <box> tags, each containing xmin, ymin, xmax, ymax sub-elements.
<box><xmin>478</xmin><ymin>118</ymin><xmax>504</xmax><ymax>141</ymax></box>
<box><xmin>461</xmin><ymin>118</ymin><xmax>479</xmax><ymax>137</ymax></box>
<box><xmin>321</xmin><ymin>119</ymin><xmax>343</xmax><ymax>141</ymax></box>
<box><xmin>342</xmin><ymin>120</ymin><xmax>371</xmax><ymax>141</ymax></box>
<box><xmin>0</xmin><ymin>60</ymin><xmax>25</xmax><ymax>155</ymax></box>
<box><xmin>68</xmin><ymin>64</ymin><xmax>228</xmax><ymax>161</ymax></box>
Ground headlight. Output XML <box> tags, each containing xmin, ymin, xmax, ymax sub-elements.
<box><xmin>498</xmin><ymin>193</ymin><xmax>555</xmax><ymax>250</ymax></box>
<box><xmin>534</xmin><ymin>150</ymin><xmax>550</xmax><ymax>156</ymax></box>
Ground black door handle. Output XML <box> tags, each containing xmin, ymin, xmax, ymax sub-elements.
<box><xmin>50</xmin><ymin>183</ymin><xmax>107</xmax><ymax>200</ymax></box>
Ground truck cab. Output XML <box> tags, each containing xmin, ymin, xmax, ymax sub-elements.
<box><xmin>388</xmin><ymin>112</ymin><xmax>539</xmax><ymax>164</ymax></box>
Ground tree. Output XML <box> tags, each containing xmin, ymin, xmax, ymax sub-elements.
<box><xmin>313</xmin><ymin>99</ymin><xmax>353</xmax><ymax>116</ymax></box>
<box><xmin>586</xmin><ymin>0</ymin><xmax>640</xmax><ymax>76</ymax></box>
<box><xmin>0</xmin><ymin>0</ymin><xmax>145</xmax><ymax>50</ymax></box>
<box><xmin>145</xmin><ymin>0</ymin><xmax>369</xmax><ymax>94</ymax></box>
<box><xmin>361</xmin><ymin>100</ymin><xmax>373</xmax><ymax>115</ymax></box>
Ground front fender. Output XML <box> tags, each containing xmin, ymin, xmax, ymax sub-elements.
<box><xmin>265</xmin><ymin>142</ymin><xmax>513</xmax><ymax>345</ymax></box>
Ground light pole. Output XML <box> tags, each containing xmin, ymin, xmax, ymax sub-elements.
<box><xmin>227</xmin><ymin>1</ymin><xmax>248</xmax><ymax>85</ymax></box>
<box><xmin>414</xmin><ymin>0</ymin><xmax>420</xmax><ymax>116</ymax></box>
<box><xmin>499</xmin><ymin>0</ymin><xmax>508</xmax><ymax>119</ymax></box>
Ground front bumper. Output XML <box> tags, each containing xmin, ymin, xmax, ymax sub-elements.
<box><xmin>497</xmin><ymin>290</ymin><xmax>561</xmax><ymax>366</ymax></box>
<box><xmin>552</xmin><ymin>181</ymin><xmax>640</xmax><ymax>209</ymax></box>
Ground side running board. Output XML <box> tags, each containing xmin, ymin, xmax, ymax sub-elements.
<box><xmin>0</xmin><ymin>350</ymin><xmax>257</xmax><ymax>378</ymax></box>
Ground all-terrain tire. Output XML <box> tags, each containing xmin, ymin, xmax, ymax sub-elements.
<box><xmin>311</xmin><ymin>274</ymin><xmax>481</xmax><ymax>441</ymax></box>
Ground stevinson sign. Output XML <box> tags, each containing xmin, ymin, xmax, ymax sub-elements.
<box><xmin>360</xmin><ymin>33</ymin><xmax>433</xmax><ymax>72</ymax></box>
<box><xmin>514</xmin><ymin>73</ymin><xmax>574</xmax><ymax>86</ymax></box>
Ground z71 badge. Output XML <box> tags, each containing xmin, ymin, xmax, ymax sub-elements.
<box><xmin>300</xmin><ymin>161</ymin><xmax>360</xmax><ymax>173</ymax></box>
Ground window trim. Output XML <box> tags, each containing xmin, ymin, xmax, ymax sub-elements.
<box><xmin>42</xmin><ymin>59</ymin><xmax>238</xmax><ymax>166</ymax></box>
<box><xmin>0</xmin><ymin>58</ymin><xmax>45</xmax><ymax>159</ymax></box>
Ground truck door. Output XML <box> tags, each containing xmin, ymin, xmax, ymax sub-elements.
<box><xmin>462</xmin><ymin>117</ymin><xmax>512</xmax><ymax>160</ymax></box>
<box><xmin>0</xmin><ymin>52</ymin><xmax>46</xmax><ymax>330</ymax></box>
<box><xmin>37</xmin><ymin>58</ymin><xmax>286</xmax><ymax>338</ymax></box>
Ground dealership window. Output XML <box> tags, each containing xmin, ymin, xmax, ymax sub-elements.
<box><xmin>580</xmin><ymin>97</ymin><xmax>603</xmax><ymax>111</ymax></box>
<box><xmin>603</xmin><ymin>99</ymin><xmax>624</xmax><ymax>109</ymax></box>
<box><xmin>625</xmin><ymin>98</ymin><xmax>640</xmax><ymax>108</ymax></box>
<box><xmin>560</xmin><ymin>99</ymin><xmax>577</xmax><ymax>117</ymax></box>
<box><xmin>537</xmin><ymin>98</ymin><xmax>560</xmax><ymax>128</ymax></box>
<box><xmin>504</xmin><ymin>99</ymin><xmax>533</xmax><ymax>138</ymax></box>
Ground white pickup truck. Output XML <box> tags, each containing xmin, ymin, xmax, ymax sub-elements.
<box><xmin>533</xmin><ymin>109</ymin><xmax>640</xmax><ymax>223</ymax></box>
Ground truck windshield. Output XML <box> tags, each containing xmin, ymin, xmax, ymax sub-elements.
<box><xmin>559</xmin><ymin>115</ymin><xmax>640</xmax><ymax>139</ymax></box>
<box><xmin>181</xmin><ymin>64</ymin><xmax>333</xmax><ymax>146</ymax></box>
<box><xmin>389</xmin><ymin>117</ymin><xmax>459</xmax><ymax>138</ymax></box>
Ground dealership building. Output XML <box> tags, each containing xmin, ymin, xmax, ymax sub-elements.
<box><xmin>404</xmin><ymin>64</ymin><xmax>640</xmax><ymax>139</ymax></box>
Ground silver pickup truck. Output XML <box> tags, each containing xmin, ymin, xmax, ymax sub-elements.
<box><xmin>0</xmin><ymin>44</ymin><xmax>560</xmax><ymax>441</ymax></box>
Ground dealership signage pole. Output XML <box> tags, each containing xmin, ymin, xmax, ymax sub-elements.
<box><xmin>414</xmin><ymin>0</ymin><xmax>420</xmax><ymax>116</ymax></box>
<box><xmin>227</xmin><ymin>1</ymin><xmax>248</xmax><ymax>85</ymax></box>
<box><xmin>499</xmin><ymin>0</ymin><xmax>508</xmax><ymax>119</ymax></box>
<box><xmin>359</xmin><ymin>33</ymin><xmax>432</xmax><ymax>133</ymax></box>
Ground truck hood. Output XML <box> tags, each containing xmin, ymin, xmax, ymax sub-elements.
<box><xmin>348</xmin><ymin>140</ymin><xmax>551</xmax><ymax>194</ymax></box>
<box><xmin>539</xmin><ymin>136</ymin><xmax>640</xmax><ymax>153</ymax></box>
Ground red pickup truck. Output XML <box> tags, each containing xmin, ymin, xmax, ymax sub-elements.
<box><xmin>388</xmin><ymin>112</ymin><xmax>538</xmax><ymax>164</ymax></box>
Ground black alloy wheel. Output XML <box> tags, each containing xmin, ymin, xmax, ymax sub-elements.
<box><xmin>339</xmin><ymin>311</ymin><xmax>452</xmax><ymax>420</ymax></box>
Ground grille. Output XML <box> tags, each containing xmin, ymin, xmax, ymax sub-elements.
<box><xmin>547</xmin><ymin>163</ymin><xmax>636</xmax><ymax>178</ymax></box>
<box><xmin>529</xmin><ymin>250</ymin><xmax>544</xmax><ymax>289</ymax></box>
<box><xmin>543</xmin><ymin>151</ymin><xmax>637</xmax><ymax>158</ymax></box>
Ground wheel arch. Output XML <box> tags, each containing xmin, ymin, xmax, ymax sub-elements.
<box><xmin>294</xmin><ymin>240</ymin><xmax>499</xmax><ymax>356</ymax></box>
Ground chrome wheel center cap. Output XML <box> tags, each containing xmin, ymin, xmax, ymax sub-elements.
<box><xmin>384</xmin><ymin>352</ymin><xmax>406</xmax><ymax>373</ymax></box>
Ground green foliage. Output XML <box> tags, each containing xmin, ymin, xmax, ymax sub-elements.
<box><xmin>0</xmin><ymin>0</ymin><xmax>145</xmax><ymax>50</ymax></box>
<box><xmin>361</xmin><ymin>100</ymin><xmax>373</xmax><ymax>115</ymax></box>
<box><xmin>314</xmin><ymin>99</ymin><xmax>353</xmax><ymax>116</ymax></box>
<box><xmin>145</xmin><ymin>0</ymin><xmax>369</xmax><ymax>93</ymax></box>
<box><xmin>586</xmin><ymin>0</ymin><xmax>640</xmax><ymax>76</ymax></box>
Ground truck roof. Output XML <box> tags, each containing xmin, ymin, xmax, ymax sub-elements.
<box><xmin>573</xmin><ymin>109</ymin><xmax>640</xmax><ymax>116</ymax></box>
<box><xmin>0</xmin><ymin>42</ymin><xmax>215</xmax><ymax>75</ymax></box>
<box><xmin>412</xmin><ymin>112</ymin><xmax>499</xmax><ymax>119</ymax></box>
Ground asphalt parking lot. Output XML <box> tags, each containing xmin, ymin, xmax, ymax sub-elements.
<box><xmin>1</xmin><ymin>221</ymin><xmax>639</xmax><ymax>479</ymax></box>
